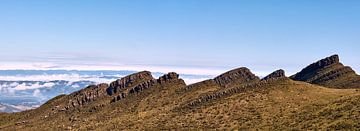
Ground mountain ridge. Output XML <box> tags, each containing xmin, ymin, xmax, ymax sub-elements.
<box><xmin>1</xmin><ymin>54</ymin><xmax>360</xmax><ymax>130</ymax></box>
<box><xmin>290</xmin><ymin>54</ymin><xmax>360</xmax><ymax>88</ymax></box>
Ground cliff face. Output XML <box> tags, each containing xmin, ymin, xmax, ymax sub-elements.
<box><xmin>107</xmin><ymin>71</ymin><xmax>154</xmax><ymax>96</ymax></box>
<box><xmin>68</xmin><ymin>83</ymin><xmax>109</xmax><ymax>108</ymax></box>
<box><xmin>65</xmin><ymin>71</ymin><xmax>186</xmax><ymax>109</ymax></box>
<box><xmin>214</xmin><ymin>67</ymin><xmax>260</xmax><ymax>88</ymax></box>
<box><xmin>290</xmin><ymin>55</ymin><xmax>360</xmax><ymax>88</ymax></box>
<box><xmin>111</xmin><ymin>72</ymin><xmax>185</xmax><ymax>102</ymax></box>
<box><xmin>291</xmin><ymin>55</ymin><xmax>341</xmax><ymax>81</ymax></box>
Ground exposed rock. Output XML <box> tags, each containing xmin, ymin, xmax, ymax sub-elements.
<box><xmin>66</xmin><ymin>71</ymin><xmax>185</xmax><ymax>107</ymax></box>
<box><xmin>310</xmin><ymin>66</ymin><xmax>355</xmax><ymax>83</ymax></box>
<box><xmin>129</xmin><ymin>79</ymin><xmax>158</xmax><ymax>94</ymax></box>
<box><xmin>107</xmin><ymin>71</ymin><xmax>154</xmax><ymax>95</ymax></box>
<box><xmin>112</xmin><ymin>72</ymin><xmax>185</xmax><ymax>103</ymax></box>
<box><xmin>214</xmin><ymin>67</ymin><xmax>260</xmax><ymax>88</ymax></box>
<box><xmin>262</xmin><ymin>69</ymin><xmax>285</xmax><ymax>81</ymax></box>
<box><xmin>291</xmin><ymin>54</ymin><xmax>360</xmax><ymax>88</ymax></box>
<box><xmin>158</xmin><ymin>72</ymin><xmax>179</xmax><ymax>83</ymax></box>
<box><xmin>291</xmin><ymin>55</ymin><xmax>340</xmax><ymax>81</ymax></box>
<box><xmin>68</xmin><ymin>83</ymin><xmax>109</xmax><ymax>108</ymax></box>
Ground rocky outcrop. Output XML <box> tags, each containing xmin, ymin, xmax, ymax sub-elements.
<box><xmin>66</xmin><ymin>71</ymin><xmax>154</xmax><ymax>108</ymax></box>
<box><xmin>66</xmin><ymin>71</ymin><xmax>186</xmax><ymax>107</ymax></box>
<box><xmin>214</xmin><ymin>67</ymin><xmax>260</xmax><ymax>88</ymax></box>
<box><xmin>291</xmin><ymin>55</ymin><xmax>340</xmax><ymax>81</ymax></box>
<box><xmin>106</xmin><ymin>71</ymin><xmax>154</xmax><ymax>95</ymax></box>
<box><xmin>128</xmin><ymin>79</ymin><xmax>158</xmax><ymax>94</ymax></box>
<box><xmin>68</xmin><ymin>83</ymin><xmax>109</xmax><ymax>108</ymax></box>
<box><xmin>310</xmin><ymin>66</ymin><xmax>355</xmax><ymax>84</ymax></box>
<box><xmin>291</xmin><ymin>54</ymin><xmax>360</xmax><ymax>88</ymax></box>
<box><xmin>158</xmin><ymin>72</ymin><xmax>179</xmax><ymax>83</ymax></box>
<box><xmin>262</xmin><ymin>69</ymin><xmax>285</xmax><ymax>81</ymax></box>
<box><xmin>112</xmin><ymin>72</ymin><xmax>185</xmax><ymax>103</ymax></box>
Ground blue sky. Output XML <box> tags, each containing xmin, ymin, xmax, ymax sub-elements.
<box><xmin>0</xmin><ymin>0</ymin><xmax>359</xmax><ymax>75</ymax></box>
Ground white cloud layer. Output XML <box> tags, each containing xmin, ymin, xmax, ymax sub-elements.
<box><xmin>0</xmin><ymin>62</ymin><xmax>284</xmax><ymax>78</ymax></box>
<box><xmin>13</xmin><ymin>82</ymin><xmax>55</xmax><ymax>91</ymax></box>
<box><xmin>0</xmin><ymin>62</ymin><xmax>227</xmax><ymax>76</ymax></box>
<box><xmin>0</xmin><ymin>74</ymin><xmax>121</xmax><ymax>84</ymax></box>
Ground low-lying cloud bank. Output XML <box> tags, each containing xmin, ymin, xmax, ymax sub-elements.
<box><xmin>0</xmin><ymin>74</ymin><xmax>122</xmax><ymax>85</ymax></box>
<box><xmin>0</xmin><ymin>70</ymin><xmax>213</xmax><ymax>112</ymax></box>
<box><xmin>0</xmin><ymin>62</ymin><xmax>227</xmax><ymax>76</ymax></box>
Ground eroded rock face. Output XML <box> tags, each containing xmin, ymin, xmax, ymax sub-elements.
<box><xmin>68</xmin><ymin>83</ymin><xmax>109</xmax><ymax>108</ymax></box>
<box><xmin>290</xmin><ymin>54</ymin><xmax>360</xmax><ymax>88</ymax></box>
<box><xmin>291</xmin><ymin>55</ymin><xmax>340</xmax><ymax>81</ymax></box>
<box><xmin>66</xmin><ymin>71</ymin><xmax>155</xmax><ymax>108</ymax></box>
<box><xmin>262</xmin><ymin>69</ymin><xmax>285</xmax><ymax>81</ymax></box>
<box><xmin>158</xmin><ymin>72</ymin><xmax>179</xmax><ymax>83</ymax></box>
<box><xmin>66</xmin><ymin>71</ymin><xmax>187</xmax><ymax>107</ymax></box>
<box><xmin>107</xmin><ymin>71</ymin><xmax>154</xmax><ymax>95</ymax></box>
<box><xmin>112</xmin><ymin>72</ymin><xmax>185</xmax><ymax>103</ymax></box>
<box><xmin>310</xmin><ymin>66</ymin><xmax>355</xmax><ymax>84</ymax></box>
<box><xmin>214</xmin><ymin>67</ymin><xmax>260</xmax><ymax>88</ymax></box>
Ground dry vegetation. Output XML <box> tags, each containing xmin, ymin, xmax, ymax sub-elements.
<box><xmin>1</xmin><ymin>78</ymin><xmax>360</xmax><ymax>130</ymax></box>
<box><xmin>1</xmin><ymin>55</ymin><xmax>360</xmax><ymax>130</ymax></box>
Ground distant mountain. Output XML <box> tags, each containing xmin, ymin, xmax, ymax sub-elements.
<box><xmin>290</xmin><ymin>55</ymin><xmax>360</xmax><ymax>88</ymax></box>
<box><xmin>1</xmin><ymin>55</ymin><xmax>360</xmax><ymax>130</ymax></box>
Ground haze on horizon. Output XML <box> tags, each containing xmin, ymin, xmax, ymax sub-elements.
<box><xmin>0</xmin><ymin>0</ymin><xmax>359</xmax><ymax>76</ymax></box>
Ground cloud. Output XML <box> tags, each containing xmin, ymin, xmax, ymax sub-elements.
<box><xmin>71</xmin><ymin>84</ymin><xmax>80</xmax><ymax>88</ymax></box>
<box><xmin>0</xmin><ymin>105</ymin><xmax>5</xmax><ymax>111</ymax></box>
<box><xmin>32</xmin><ymin>89</ymin><xmax>46</xmax><ymax>100</ymax></box>
<box><xmin>33</xmin><ymin>89</ymin><xmax>41</xmax><ymax>97</ymax></box>
<box><xmin>0</xmin><ymin>74</ymin><xmax>119</xmax><ymax>84</ymax></box>
<box><xmin>13</xmin><ymin>82</ymin><xmax>55</xmax><ymax>91</ymax></box>
<box><xmin>0</xmin><ymin>62</ymin><xmax>227</xmax><ymax>76</ymax></box>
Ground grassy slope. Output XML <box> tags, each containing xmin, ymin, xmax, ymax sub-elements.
<box><xmin>1</xmin><ymin>79</ymin><xmax>360</xmax><ymax>130</ymax></box>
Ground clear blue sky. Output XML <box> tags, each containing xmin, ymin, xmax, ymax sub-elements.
<box><xmin>0</xmin><ymin>0</ymin><xmax>359</xmax><ymax>74</ymax></box>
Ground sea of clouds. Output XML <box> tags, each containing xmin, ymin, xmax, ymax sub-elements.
<box><xmin>0</xmin><ymin>69</ymin><xmax>212</xmax><ymax>113</ymax></box>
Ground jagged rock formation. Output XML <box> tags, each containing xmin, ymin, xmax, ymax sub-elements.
<box><xmin>107</xmin><ymin>71</ymin><xmax>154</xmax><ymax>95</ymax></box>
<box><xmin>68</xmin><ymin>83</ymin><xmax>109</xmax><ymax>108</ymax></box>
<box><xmin>214</xmin><ymin>67</ymin><xmax>260</xmax><ymax>88</ymax></box>
<box><xmin>66</xmin><ymin>71</ymin><xmax>185</xmax><ymax>108</ymax></box>
<box><xmin>262</xmin><ymin>69</ymin><xmax>285</xmax><ymax>81</ymax></box>
<box><xmin>290</xmin><ymin>54</ymin><xmax>360</xmax><ymax>88</ymax></box>
<box><xmin>112</xmin><ymin>72</ymin><xmax>185</xmax><ymax>102</ymax></box>
<box><xmin>179</xmin><ymin>68</ymin><xmax>262</xmax><ymax>96</ymax></box>
<box><xmin>291</xmin><ymin>55</ymin><xmax>340</xmax><ymax>81</ymax></box>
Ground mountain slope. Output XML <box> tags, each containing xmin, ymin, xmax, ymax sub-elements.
<box><xmin>290</xmin><ymin>54</ymin><xmax>360</xmax><ymax>88</ymax></box>
<box><xmin>1</xmin><ymin>60</ymin><xmax>360</xmax><ymax>130</ymax></box>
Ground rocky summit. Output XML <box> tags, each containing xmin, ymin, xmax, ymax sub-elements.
<box><xmin>291</xmin><ymin>54</ymin><xmax>360</xmax><ymax>88</ymax></box>
<box><xmin>1</xmin><ymin>54</ymin><xmax>360</xmax><ymax>130</ymax></box>
<box><xmin>261</xmin><ymin>69</ymin><xmax>286</xmax><ymax>81</ymax></box>
<box><xmin>214</xmin><ymin>67</ymin><xmax>260</xmax><ymax>88</ymax></box>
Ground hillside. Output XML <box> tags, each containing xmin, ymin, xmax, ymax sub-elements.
<box><xmin>291</xmin><ymin>54</ymin><xmax>360</xmax><ymax>88</ymax></box>
<box><xmin>1</xmin><ymin>55</ymin><xmax>360</xmax><ymax>130</ymax></box>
